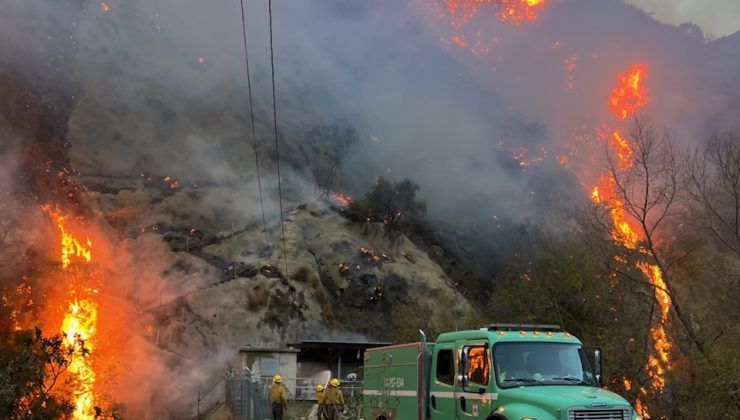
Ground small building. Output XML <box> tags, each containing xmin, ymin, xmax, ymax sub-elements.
<box><xmin>287</xmin><ymin>340</ymin><xmax>391</xmax><ymax>399</ymax></box>
<box><xmin>238</xmin><ymin>346</ymin><xmax>300</xmax><ymax>395</ymax></box>
<box><xmin>238</xmin><ymin>340</ymin><xmax>390</xmax><ymax>400</ymax></box>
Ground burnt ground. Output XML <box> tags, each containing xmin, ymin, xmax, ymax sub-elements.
<box><xmin>402</xmin><ymin>221</ymin><xmax>491</xmax><ymax>308</ymax></box>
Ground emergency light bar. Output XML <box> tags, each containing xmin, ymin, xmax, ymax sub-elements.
<box><xmin>484</xmin><ymin>323</ymin><xmax>562</xmax><ymax>332</ymax></box>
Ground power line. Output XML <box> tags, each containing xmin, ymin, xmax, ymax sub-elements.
<box><xmin>239</xmin><ymin>0</ymin><xmax>272</xmax><ymax>266</ymax></box>
<box><xmin>268</xmin><ymin>0</ymin><xmax>289</xmax><ymax>277</ymax></box>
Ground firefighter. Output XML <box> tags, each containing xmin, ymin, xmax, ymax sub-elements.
<box><xmin>269</xmin><ymin>374</ymin><xmax>288</xmax><ymax>420</ymax></box>
<box><xmin>324</xmin><ymin>378</ymin><xmax>345</xmax><ymax>420</ymax></box>
<box><xmin>315</xmin><ymin>384</ymin><xmax>328</xmax><ymax>420</ymax></box>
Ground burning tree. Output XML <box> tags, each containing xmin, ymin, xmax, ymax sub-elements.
<box><xmin>590</xmin><ymin>117</ymin><xmax>682</xmax><ymax>402</ymax></box>
<box><xmin>591</xmin><ymin>115</ymin><xmax>740</xmax><ymax>414</ymax></box>
<box><xmin>0</xmin><ymin>328</ymin><xmax>77</xmax><ymax>419</ymax></box>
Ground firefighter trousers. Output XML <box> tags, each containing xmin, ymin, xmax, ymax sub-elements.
<box><xmin>317</xmin><ymin>404</ymin><xmax>328</xmax><ymax>420</ymax></box>
<box><xmin>325</xmin><ymin>404</ymin><xmax>342</xmax><ymax>420</ymax></box>
<box><xmin>271</xmin><ymin>403</ymin><xmax>284</xmax><ymax>420</ymax></box>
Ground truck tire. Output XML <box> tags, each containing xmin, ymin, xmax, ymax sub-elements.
<box><xmin>486</xmin><ymin>414</ymin><xmax>508</xmax><ymax>420</ymax></box>
<box><xmin>376</xmin><ymin>416</ymin><xmax>389</xmax><ymax>420</ymax></box>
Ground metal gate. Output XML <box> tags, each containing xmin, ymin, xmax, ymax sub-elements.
<box><xmin>225</xmin><ymin>375</ymin><xmax>270</xmax><ymax>420</ymax></box>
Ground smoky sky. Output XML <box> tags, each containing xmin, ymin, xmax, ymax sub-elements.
<box><xmin>2</xmin><ymin>0</ymin><xmax>739</xmax><ymax>231</ymax></box>
<box><xmin>266</xmin><ymin>0</ymin><xmax>740</xmax><ymax>223</ymax></box>
<box><xmin>626</xmin><ymin>0</ymin><xmax>740</xmax><ymax>38</ymax></box>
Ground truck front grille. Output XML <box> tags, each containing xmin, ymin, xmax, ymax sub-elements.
<box><xmin>568</xmin><ymin>408</ymin><xmax>630</xmax><ymax>420</ymax></box>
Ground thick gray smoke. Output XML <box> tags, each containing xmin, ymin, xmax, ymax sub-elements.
<box><xmin>2</xmin><ymin>1</ymin><xmax>739</xmax><ymax>223</ymax></box>
<box><xmin>626</xmin><ymin>0</ymin><xmax>740</xmax><ymax>38</ymax></box>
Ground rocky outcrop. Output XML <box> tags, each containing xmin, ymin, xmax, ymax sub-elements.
<box><xmin>137</xmin><ymin>200</ymin><xmax>477</xmax><ymax>354</ymax></box>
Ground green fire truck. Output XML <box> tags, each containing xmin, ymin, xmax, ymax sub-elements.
<box><xmin>362</xmin><ymin>324</ymin><xmax>640</xmax><ymax>420</ymax></box>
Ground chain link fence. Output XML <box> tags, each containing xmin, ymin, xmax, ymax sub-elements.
<box><xmin>225</xmin><ymin>373</ymin><xmax>271</xmax><ymax>420</ymax></box>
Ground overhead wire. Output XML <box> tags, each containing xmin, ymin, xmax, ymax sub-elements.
<box><xmin>239</xmin><ymin>0</ymin><xmax>272</xmax><ymax>266</ymax></box>
<box><xmin>267</xmin><ymin>0</ymin><xmax>290</xmax><ymax>277</ymax></box>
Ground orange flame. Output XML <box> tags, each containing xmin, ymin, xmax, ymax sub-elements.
<box><xmin>611</xmin><ymin>130</ymin><xmax>633</xmax><ymax>169</ymax></box>
<box><xmin>44</xmin><ymin>206</ymin><xmax>93</xmax><ymax>268</ymax></box>
<box><xmin>591</xmin><ymin>63</ymin><xmax>670</xmax><ymax>411</ymax></box>
<box><xmin>62</xmin><ymin>299</ymin><xmax>98</xmax><ymax>420</ymax></box>
<box><xmin>48</xmin><ymin>209</ymin><xmax>99</xmax><ymax>419</ymax></box>
<box><xmin>101</xmin><ymin>2</ymin><xmax>110</xmax><ymax>13</ymax></box>
<box><xmin>497</xmin><ymin>0</ymin><xmax>546</xmax><ymax>25</ymax></box>
<box><xmin>441</xmin><ymin>0</ymin><xmax>547</xmax><ymax>31</ymax></box>
<box><xmin>332</xmin><ymin>192</ymin><xmax>353</xmax><ymax>207</ymax></box>
<box><xmin>635</xmin><ymin>399</ymin><xmax>649</xmax><ymax>418</ymax></box>
<box><xmin>609</xmin><ymin>64</ymin><xmax>648</xmax><ymax>119</ymax></box>
<box><xmin>592</xmin><ymin>176</ymin><xmax>640</xmax><ymax>249</ymax></box>
<box><xmin>639</xmin><ymin>263</ymin><xmax>672</xmax><ymax>392</ymax></box>
<box><xmin>443</xmin><ymin>0</ymin><xmax>486</xmax><ymax>30</ymax></box>
<box><xmin>451</xmin><ymin>35</ymin><xmax>468</xmax><ymax>48</ymax></box>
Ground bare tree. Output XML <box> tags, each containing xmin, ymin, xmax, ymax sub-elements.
<box><xmin>604</xmin><ymin>117</ymin><xmax>709</xmax><ymax>349</ymax></box>
<box><xmin>687</xmin><ymin>131</ymin><xmax>740</xmax><ymax>257</ymax></box>
<box><xmin>301</xmin><ymin>121</ymin><xmax>359</xmax><ymax>198</ymax></box>
<box><xmin>593</xmin><ymin>116</ymin><xmax>740</xmax><ymax>409</ymax></box>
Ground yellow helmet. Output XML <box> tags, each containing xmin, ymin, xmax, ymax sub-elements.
<box><xmin>273</xmin><ymin>374</ymin><xmax>283</xmax><ymax>383</ymax></box>
<box><xmin>316</xmin><ymin>384</ymin><xmax>324</xmax><ymax>392</ymax></box>
<box><xmin>330</xmin><ymin>378</ymin><xmax>340</xmax><ymax>387</ymax></box>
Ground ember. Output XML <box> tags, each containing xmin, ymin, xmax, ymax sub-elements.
<box><xmin>260</xmin><ymin>264</ymin><xmax>276</xmax><ymax>277</ymax></box>
<box><xmin>401</xmin><ymin>251</ymin><xmax>415</xmax><ymax>263</ymax></box>
<box><xmin>359</xmin><ymin>247</ymin><xmax>390</xmax><ymax>266</ymax></box>
<box><xmin>441</xmin><ymin>0</ymin><xmax>547</xmax><ymax>30</ymax></box>
<box><xmin>368</xmin><ymin>284</ymin><xmax>384</xmax><ymax>303</ymax></box>
<box><xmin>332</xmin><ymin>192</ymin><xmax>353</xmax><ymax>207</ymax></box>
<box><xmin>497</xmin><ymin>0</ymin><xmax>547</xmax><ymax>25</ymax></box>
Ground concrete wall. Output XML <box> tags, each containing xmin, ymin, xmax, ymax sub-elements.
<box><xmin>240</xmin><ymin>350</ymin><xmax>298</xmax><ymax>395</ymax></box>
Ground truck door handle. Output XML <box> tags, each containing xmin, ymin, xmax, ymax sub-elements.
<box><xmin>460</xmin><ymin>396</ymin><xmax>466</xmax><ymax>411</ymax></box>
<box><xmin>431</xmin><ymin>395</ymin><xmax>436</xmax><ymax>409</ymax></box>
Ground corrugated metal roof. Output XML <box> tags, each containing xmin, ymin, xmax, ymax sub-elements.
<box><xmin>287</xmin><ymin>340</ymin><xmax>392</xmax><ymax>349</ymax></box>
<box><xmin>238</xmin><ymin>347</ymin><xmax>300</xmax><ymax>353</ymax></box>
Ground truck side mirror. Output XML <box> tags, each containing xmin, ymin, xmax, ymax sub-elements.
<box><xmin>594</xmin><ymin>349</ymin><xmax>603</xmax><ymax>386</ymax></box>
<box><xmin>459</xmin><ymin>349</ymin><xmax>469</xmax><ymax>386</ymax></box>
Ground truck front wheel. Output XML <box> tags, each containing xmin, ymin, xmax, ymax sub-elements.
<box><xmin>486</xmin><ymin>414</ymin><xmax>508</xmax><ymax>420</ymax></box>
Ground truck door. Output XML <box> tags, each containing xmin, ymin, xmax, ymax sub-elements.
<box><xmin>429</xmin><ymin>344</ymin><xmax>456</xmax><ymax>420</ymax></box>
<box><xmin>454</xmin><ymin>341</ymin><xmax>493</xmax><ymax>419</ymax></box>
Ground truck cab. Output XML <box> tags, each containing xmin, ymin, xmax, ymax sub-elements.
<box><xmin>363</xmin><ymin>324</ymin><xmax>640</xmax><ymax>420</ymax></box>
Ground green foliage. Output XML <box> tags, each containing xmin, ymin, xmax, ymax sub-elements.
<box><xmin>486</xmin><ymin>227</ymin><xmax>740</xmax><ymax>418</ymax></box>
<box><xmin>0</xmin><ymin>328</ymin><xmax>76</xmax><ymax>419</ymax></box>
<box><xmin>342</xmin><ymin>394</ymin><xmax>363</xmax><ymax>420</ymax></box>
<box><xmin>345</xmin><ymin>178</ymin><xmax>426</xmax><ymax>232</ymax></box>
<box><xmin>487</xmin><ymin>232</ymin><xmax>654</xmax><ymax>408</ymax></box>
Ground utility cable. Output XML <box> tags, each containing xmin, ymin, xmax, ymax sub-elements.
<box><xmin>268</xmin><ymin>0</ymin><xmax>290</xmax><ymax>277</ymax></box>
<box><xmin>239</xmin><ymin>0</ymin><xmax>272</xmax><ymax>266</ymax></box>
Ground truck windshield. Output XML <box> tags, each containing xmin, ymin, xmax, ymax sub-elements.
<box><xmin>493</xmin><ymin>342</ymin><xmax>598</xmax><ymax>388</ymax></box>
